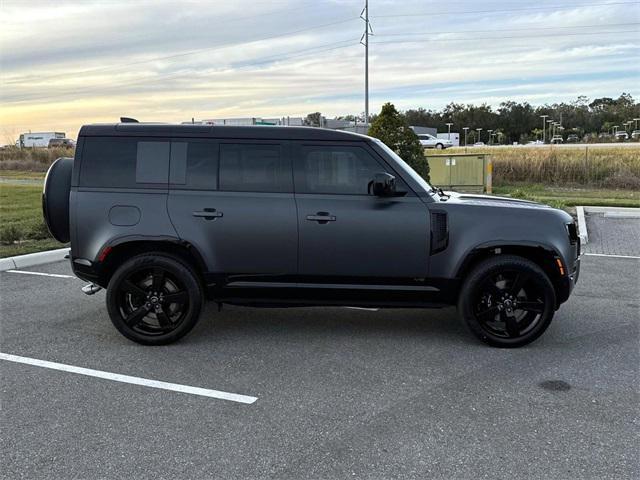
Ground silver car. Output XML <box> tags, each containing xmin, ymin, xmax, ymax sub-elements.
<box><xmin>417</xmin><ymin>134</ymin><xmax>453</xmax><ymax>149</ymax></box>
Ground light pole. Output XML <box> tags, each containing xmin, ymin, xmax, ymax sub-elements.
<box><xmin>476</xmin><ymin>128</ymin><xmax>483</xmax><ymax>144</ymax></box>
<box><xmin>446</xmin><ymin>122</ymin><xmax>453</xmax><ymax>140</ymax></box>
<box><xmin>487</xmin><ymin>129</ymin><xmax>493</xmax><ymax>145</ymax></box>
<box><xmin>634</xmin><ymin>118</ymin><xmax>640</xmax><ymax>130</ymax></box>
<box><xmin>540</xmin><ymin>115</ymin><xmax>549</xmax><ymax>143</ymax></box>
<box><xmin>463</xmin><ymin>127</ymin><xmax>469</xmax><ymax>146</ymax></box>
<box><xmin>547</xmin><ymin>119</ymin><xmax>554</xmax><ymax>143</ymax></box>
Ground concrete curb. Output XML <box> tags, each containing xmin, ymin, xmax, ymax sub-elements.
<box><xmin>576</xmin><ymin>206</ymin><xmax>588</xmax><ymax>245</ymax></box>
<box><xmin>0</xmin><ymin>247</ymin><xmax>69</xmax><ymax>272</ymax></box>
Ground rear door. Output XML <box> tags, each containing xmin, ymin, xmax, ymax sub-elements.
<box><xmin>167</xmin><ymin>139</ymin><xmax>297</xmax><ymax>278</ymax></box>
<box><xmin>293</xmin><ymin>142</ymin><xmax>430</xmax><ymax>282</ymax></box>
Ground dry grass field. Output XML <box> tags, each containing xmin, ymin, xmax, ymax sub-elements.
<box><xmin>446</xmin><ymin>145</ymin><xmax>640</xmax><ymax>190</ymax></box>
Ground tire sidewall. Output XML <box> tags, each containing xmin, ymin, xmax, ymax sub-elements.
<box><xmin>106</xmin><ymin>254</ymin><xmax>203</xmax><ymax>345</ymax></box>
<box><xmin>458</xmin><ymin>256</ymin><xmax>556</xmax><ymax>348</ymax></box>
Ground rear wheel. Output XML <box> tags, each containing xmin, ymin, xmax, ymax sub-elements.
<box><xmin>458</xmin><ymin>255</ymin><xmax>556</xmax><ymax>348</ymax></box>
<box><xmin>106</xmin><ymin>253</ymin><xmax>203</xmax><ymax>345</ymax></box>
<box><xmin>435</xmin><ymin>143</ymin><xmax>444</xmax><ymax>150</ymax></box>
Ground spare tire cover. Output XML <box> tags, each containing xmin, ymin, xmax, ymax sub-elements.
<box><xmin>42</xmin><ymin>157</ymin><xmax>73</xmax><ymax>243</ymax></box>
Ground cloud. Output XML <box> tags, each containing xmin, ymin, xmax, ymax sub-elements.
<box><xmin>1</xmin><ymin>0</ymin><xmax>638</xmax><ymax>138</ymax></box>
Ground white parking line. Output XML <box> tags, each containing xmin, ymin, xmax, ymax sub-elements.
<box><xmin>0</xmin><ymin>352</ymin><xmax>258</xmax><ymax>405</ymax></box>
<box><xmin>6</xmin><ymin>270</ymin><xmax>74</xmax><ymax>279</ymax></box>
<box><xmin>584</xmin><ymin>253</ymin><xmax>640</xmax><ymax>259</ymax></box>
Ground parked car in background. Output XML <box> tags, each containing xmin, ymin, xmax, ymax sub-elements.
<box><xmin>615</xmin><ymin>131</ymin><xmax>629</xmax><ymax>141</ymax></box>
<box><xmin>417</xmin><ymin>134</ymin><xmax>453</xmax><ymax>150</ymax></box>
<box><xmin>526</xmin><ymin>140</ymin><xmax>544</xmax><ymax>146</ymax></box>
<box><xmin>551</xmin><ymin>135</ymin><xmax>563</xmax><ymax>144</ymax></box>
<box><xmin>566</xmin><ymin>134</ymin><xmax>579</xmax><ymax>143</ymax></box>
<box><xmin>473</xmin><ymin>142</ymin><xmax>485</xmax><ymax>147</ymax></box>
<box><xmin>48</xmin><ymin>138</ymin><xmax>76</xmax><ymax>148</ymax></box>
<box><xmin>631</xmin><ymin>130</ymin><xmax>640</xmax><ymax>140</ymax></box>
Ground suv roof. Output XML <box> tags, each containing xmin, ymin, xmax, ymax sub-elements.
<box><xmin>79</xmin><ymin>123</ymin><xmax>370</xmax><ymax>141</ymax></box>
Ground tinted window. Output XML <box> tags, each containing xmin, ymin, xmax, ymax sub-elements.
<box><xmin>80</xmin><ymin>137</ymin><xmax>169</xmax><ymax>188</ymax></box>
<box><xmin>170</xmin><ymin>140</ymin><xmax>218</xmax><ymax>190</ymax></box>
<box><xmin>295</xmin><ymin>145</ymin><xmax>386</xmax><ymax>195</ymax></box>
<box><xmin>80</xmin><ymin>137</ymin><xmax>138</xmax><ymax>187</ymax></box>
<box><xmin>136</xmin><ymin>141</ymin><xmax>169</xmax><ymax>184</ymax></box>
<box><xmin>219</xmin><ymin>144</ymin><xmax>290</xmax><ymax>192</ymax></box>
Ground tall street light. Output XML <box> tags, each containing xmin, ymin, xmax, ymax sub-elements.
<box><xmin>540</xmin><ymin>115</ymin><xmax>549</xmax><ymax>143</ymax></box>
<box><xmin>487</xmin><ymin>129</ymin><xmax>493</xmax><ymax>145</ymax></box>
<box><xmin>476</xmin><ymin>128</ymin><xmax>483</xmax><ymax>144</ymax></box>
<box><xmin>634</xmin><ymin>118</ymin><xmax>640</xmax><ymax>130</ymax></box>
<box><xmin>446</xmin><ymin>122</ymin><xmax>453</xmax><ymax>140</ymax></box>
<box><xmin>463</xmin><ymin>127</ymin><xmax>469</xmax><ymax>151</ymax></box>
<box><xmin>547</xmin><ymin>119</ymin><xmax>554</xmax><ymax>143</ymax></box>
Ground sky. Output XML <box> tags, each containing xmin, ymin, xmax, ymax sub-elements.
<box><xmin>1</xmin><ymin>0</ymin><xmax>639</xmax><ymax>140</ymax></box>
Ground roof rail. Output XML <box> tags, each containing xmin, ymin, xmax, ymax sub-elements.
<box><xmin>120</xmin><ymin>117</ymin><xmax>139</xmax><ymax>123</ymax></box>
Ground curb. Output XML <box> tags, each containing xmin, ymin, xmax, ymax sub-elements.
<box><xmin>576</xmin><ymin>206</ymin><xmax>588</xmax><ymax>245</ymax></box>
<box><xmin>0</xmin><ymin>248</ymin><xmax>69</xmax><ymax>272</ymax></box>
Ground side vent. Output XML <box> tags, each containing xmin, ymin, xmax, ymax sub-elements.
<box><xmin>430</xmin><ymin>211</ymin><xmax>449</xmax><ymax>254</ymax></box>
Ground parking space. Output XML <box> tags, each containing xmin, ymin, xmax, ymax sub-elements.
<box><xmin>584</xmin><ymin>208</ymin><xmax>640</xmax><ymax>257</ymax></box>
<box><xmin>1</xmin><ymin>255</ymin><xmax>639</xmax><ymax>479</ymax></box>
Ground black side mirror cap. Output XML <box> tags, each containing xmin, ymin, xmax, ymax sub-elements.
<box><xmin>369</xmin><ymin>172</ymin><xmax>396</xmax><ymax>197</ymax></box>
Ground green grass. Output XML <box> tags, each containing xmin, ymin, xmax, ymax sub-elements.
<box><xmin>0</xmin><ymin>170</ymin><xmax>46</xmax><ymax>180</ymax></box>
<box><xmin>493</xmin><ymin>183</ymin><xmax>640</xmax><ymax>208</ymax></box>
<box><xmin>0</xmin><ymin>183</ymin><xmax>67</xmax><ymax>258</ymax></box>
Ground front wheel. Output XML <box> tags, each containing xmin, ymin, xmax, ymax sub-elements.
<box><xmin>106</xmin><ymin>253</ymin><xmax>203</xmax><ymax>345</ymax></box>
<box><xmin>435</xmin><ymin>143</ymin><xmax>444</xmax><ymax>150</ymax></box>
<box><xmin>457</xmin><ymin>255</ymin><xmax>556</xmax><ymax>348</ymax></box>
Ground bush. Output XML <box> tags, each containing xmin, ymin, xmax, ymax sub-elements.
<box><xmin>368</xmin><ymin>103</ymin><xmax>429</xmax><ymax>182</ymax></box>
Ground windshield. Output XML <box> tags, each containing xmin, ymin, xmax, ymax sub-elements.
<box><xmin>373</xmin><ymin>139</ymin><xmax>432</xmax><ymax>193</ymax></box>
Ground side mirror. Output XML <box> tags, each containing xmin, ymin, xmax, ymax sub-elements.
<box><xmin>369</xmin><ymin>172</ymin><xmax>396</xmax><ymax>197</ymax></box>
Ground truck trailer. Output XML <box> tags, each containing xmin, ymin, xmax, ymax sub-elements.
<box><xmin>16</xmin><ymin>132</ymin><xmax>65</xmax><ymax>148</ymax></box>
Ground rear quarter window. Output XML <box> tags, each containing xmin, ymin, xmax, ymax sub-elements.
<box><xmin>79</xmin><ymin>137</ymin><xmax>169</xmax><ymax>188</ymax></box>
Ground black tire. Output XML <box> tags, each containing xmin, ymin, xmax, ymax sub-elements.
<box><xmin>435</xmin><ymin>143</ymin><xmax>444</xmax><ymax>150</ymax></box>
<box><xmin>457</xmin><ymin>255</ymin><xmax>556</xmax><ymax>348</ymax></box>
<box><xmin>42</xmin><ymin>157</ymin><xmax>73</xmax><ymax>242</ymax></box>
<box><xmin>106</xmin><ymin>253</ymin><xmax>203</xmax><ymax>345</ymax></box>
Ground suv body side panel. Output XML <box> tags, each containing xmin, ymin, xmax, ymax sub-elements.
<box><xmin>427</xmin><ymin>202</ymin><xmax>579</xmax><ymax>282</ymax></box>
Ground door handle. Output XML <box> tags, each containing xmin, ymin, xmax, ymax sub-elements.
<box><xmin>193</xmin><ymin>208</ymin><xmax>223</xmax><ymax>220</ymax></box>
<box><xmin>306</xmin><ymin>212</ymin><xmax>336</xmax><ymax>224</ymax></box>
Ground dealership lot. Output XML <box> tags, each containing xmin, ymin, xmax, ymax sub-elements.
<box><xmin>1</xmin><ymin>250</ymin><xmax>638</xmax><ymax>478</ymax></box>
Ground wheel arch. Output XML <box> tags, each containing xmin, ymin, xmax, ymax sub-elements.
<box><xmin>95</xmin><ymin>237</ymin><xmax>208</xmax><ymax>288</ymax></box>
<box><xmin>455</xmin><ymin>242</ymin><xmax>566</xmax><ymax>307</ymax></box>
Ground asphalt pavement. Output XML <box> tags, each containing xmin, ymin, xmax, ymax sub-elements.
<box><xmin>1</xmin><ymin>252</ymin><xmax>639</xmax><ymax>479</ymax></box>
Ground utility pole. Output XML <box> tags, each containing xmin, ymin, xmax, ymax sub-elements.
<box><xmin>360</xmin><ymin>1</ymin><xmax>372</xmax><ymax>124</ymax></box>
<box><xmin>540</xmin><ymin>115</ymin><xmax>548</xmax><ymax>143</ymax></box>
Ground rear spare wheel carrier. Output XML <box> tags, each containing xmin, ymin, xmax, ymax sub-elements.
<box><xmin>42</xmin><ymin>157</ymin><xmax>73</xmax><ymax>243</ymax></box>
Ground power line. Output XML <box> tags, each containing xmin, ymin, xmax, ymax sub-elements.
<box><xmin>372</xmin><ymin>1</ymin><xmax>640</xmax><ymax>18</ymax></box>
<box><xmin>371</xmin><ymin>29</ymin><xmax>639</xmax><ymax>45</ymax></box>
<box><xmin>374</xmin><ymin>22</ymin><xmax>640</xmax><ymax>37</ymax></box>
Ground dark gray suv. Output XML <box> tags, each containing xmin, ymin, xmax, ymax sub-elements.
<box><xmin>43</xmin><ymin>122</ymin><xmax>580</xmax><ymax>347</ymax></box>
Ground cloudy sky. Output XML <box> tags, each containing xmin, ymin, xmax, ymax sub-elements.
<box><xmin>1</xmin><ymin>0</ymin><xmax>639</xmax><ymax>139</ymax></box>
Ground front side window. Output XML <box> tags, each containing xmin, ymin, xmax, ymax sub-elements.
<box><xmin>219</xmin><ymin>143</ymin><xmax>290</xmax><ymax>192</ymax></box>
<box><xmin>295</xmin><ymin>145</ymin><xmax>387</xmax><ymax>195</ymax></box>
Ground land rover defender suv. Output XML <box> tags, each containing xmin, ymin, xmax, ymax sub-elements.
<box><xmin>43</xmin><ymin>122</ymin><xmax>580</xmax><ymax>347</ymax></box>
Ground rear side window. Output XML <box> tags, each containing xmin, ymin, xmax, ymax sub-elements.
<box><xmin>169</xmin><ymin>140</ymin><xmax>218</xmax><ymax>190</ymax></box>
<box><xmin>219</xmin><ymin>143</ymin><xmax>291</xmax><ymax>193</ymax></box>
<box><xmin>80</xmin><ymin>137</ymin><xmax>169</xmax><ymax>188</ymax></box>
<box><xmin>294</xmin><ymin>145</ymin><xmax>386</xmax><ymax>195</ymax></box>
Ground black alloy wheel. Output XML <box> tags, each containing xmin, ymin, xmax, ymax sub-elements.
<box><xmin>458</xmin><ymin>255</ymin><xmax>556</xmax><ymax>348</ymax></box>
<box><xmin>106</xmin><ymin>254</ymin><xmax>203</xmax><ymax>345</ymax></box>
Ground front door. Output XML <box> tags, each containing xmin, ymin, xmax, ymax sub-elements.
<box><xmin>293</xmin><ymin>142</ymin><xmax>430</xmax><ymax>283</ymax></box>
<box><xmin>167</xmin><ymin>139</ymin><xmax>297</xmax><ymax>279</ymax></box>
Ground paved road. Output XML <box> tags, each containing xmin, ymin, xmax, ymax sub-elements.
<box><xmin>1</xmin><ymin>254</ymin><xmax>639</xmax><ymax>479</ymax></box>
<box><xmin>584</xmin><ymin>209</ymin><xmax>640</xmax><ymax>257</ymax></box>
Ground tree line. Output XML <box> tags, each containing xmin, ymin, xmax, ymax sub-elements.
<box><xmin>326</xmin><ymin>93</ymin><xmax>640</xmax><ymax>144</ymax></box>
